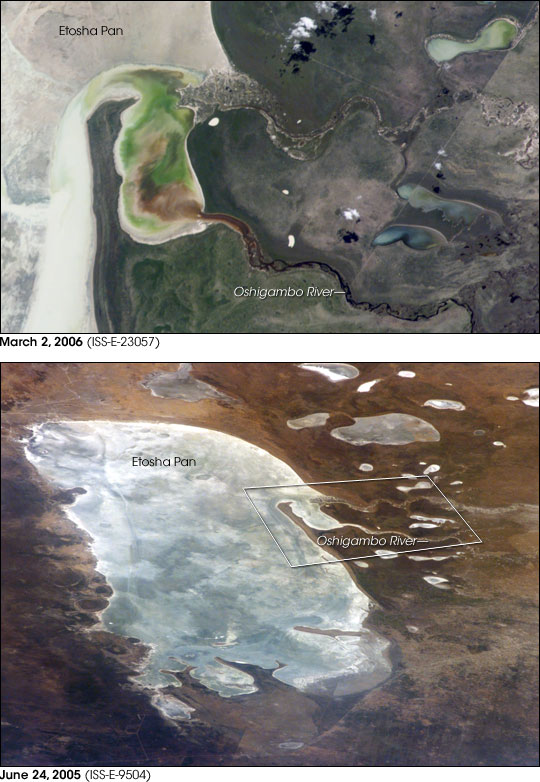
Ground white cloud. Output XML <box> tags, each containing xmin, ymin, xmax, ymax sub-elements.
<box><xmin>288</xmin><ymin>16</ymin><xmax>318</xmax><ymax>41</ymax></box>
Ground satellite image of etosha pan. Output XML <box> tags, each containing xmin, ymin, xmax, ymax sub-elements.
<box><xmin>1</xmin><ymin>362</ymin><xmax>539</xmax><ymax>766</ymax></box>
<box><xmin>1</xmin><ymin>1</ymin><xmax>539</xmax><ymax>334</ymax></box>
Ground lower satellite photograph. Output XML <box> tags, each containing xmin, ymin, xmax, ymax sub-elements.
<box><xmin>1</xmin><ymin>362</ymin><xmax>538</xmax><ymax>767</ymax></box>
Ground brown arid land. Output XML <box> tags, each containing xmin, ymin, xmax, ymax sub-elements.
<box><xmin>1</xmin><ymin>362</ymin><xmax>538</xmax><ymax>766</ymax></box>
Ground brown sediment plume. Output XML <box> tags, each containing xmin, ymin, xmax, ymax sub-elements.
<box><xmin>129</xmin><ymin>129</ymin><xmax>263</xmax><ymax>243</ymax></box>
<box><xmin>199</xmin><ymin>210</ymin><xmax>268</xmax><ymax>267</ymax></box>
<box><xmin>139</xmin><ymin>181</ymin><xmax>202</xmax><ymax>222</ymax></box>
<box><xmin>126</xmin><ymin>135</ymin><xmax>285</xmax><ymax>269</ymax></box>
<box><xmin>134</xmin><ymin>159</ymin><xmax>267</xmax><ymax>262</ymax></box>
<box><xmin>132</xmin><ymin>133</ymin><xmax>204</xmax><ymax>223</ymax></box>
<box><xmin>136</xmin><ymin>158</ymin><xmax>202</xmax><ymax>222</ymax></box>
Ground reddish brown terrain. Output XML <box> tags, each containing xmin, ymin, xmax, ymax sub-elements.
<box><xmin>1</xmin><ymin>362</ymin><xmax>538</xmax><ymax>766</ymax></box>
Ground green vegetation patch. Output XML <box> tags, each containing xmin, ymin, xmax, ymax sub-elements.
<box><xmin>122</xmin><ymin>224</ymin><xmax>468</xmax><ymax>333</ymax></box>
<box><xmin>118</xmin><ymin>70</ymin><xmax>197</xmax><ymax>190</ymax></box>
<box><xmin>84</xmin><ymin>66</ymin><xmax>202</xmax><ymax>238</ymax></box>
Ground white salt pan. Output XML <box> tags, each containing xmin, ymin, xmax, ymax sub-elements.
<box><xmin>424</xmin><ymin>399</ymin><xmax>465</xmax><ymax>411</ymax></box>
<box><xmin>26</xmin><ymin>420</ymin><xmax>390</xmax><ymax>700</ymax></box>
<box><xmin>299</xmin><ymin>363</ymin><xmax>359</xmax><ymax>382</ymax></box>
<box><xmin>357</xmin><ymin>379</ymin><xmax>381</xmax><ymax>393</ymax></box>
<box><xmin>287</xmin><ymin>412</ymin><xmax>329</xmax><ymax>430</ymax></box>
<box><xmin>523</xmin><ymin>388</ymin><xmax>538</xmax><ymax>407</ymax></box>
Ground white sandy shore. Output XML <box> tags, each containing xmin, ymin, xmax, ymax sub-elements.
<box><xmin>23</xmin><ymin>64</ymin><xmax>206</xmax><ymax>333</ymax></box>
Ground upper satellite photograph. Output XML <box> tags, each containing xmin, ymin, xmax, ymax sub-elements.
<box><xmin>1</xmin><ymin>1</ymin><xmax>539</xmax><ymax>334</ymax></box>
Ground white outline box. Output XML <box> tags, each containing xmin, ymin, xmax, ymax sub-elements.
<box><xmin>244</xmin><ymin>475</ymin><xmax>482</xmax><ymax>568</ymax></box>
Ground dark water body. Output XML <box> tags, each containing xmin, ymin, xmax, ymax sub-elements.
<box><xmin>397</xmin><ymin>184</ymin><xmax>500</xmax><ymax>227</ymax></box>
<box><xmin>372</xmin><ymin>224</ymin><xmax>448</xmax><ymax>250</ymax></box>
